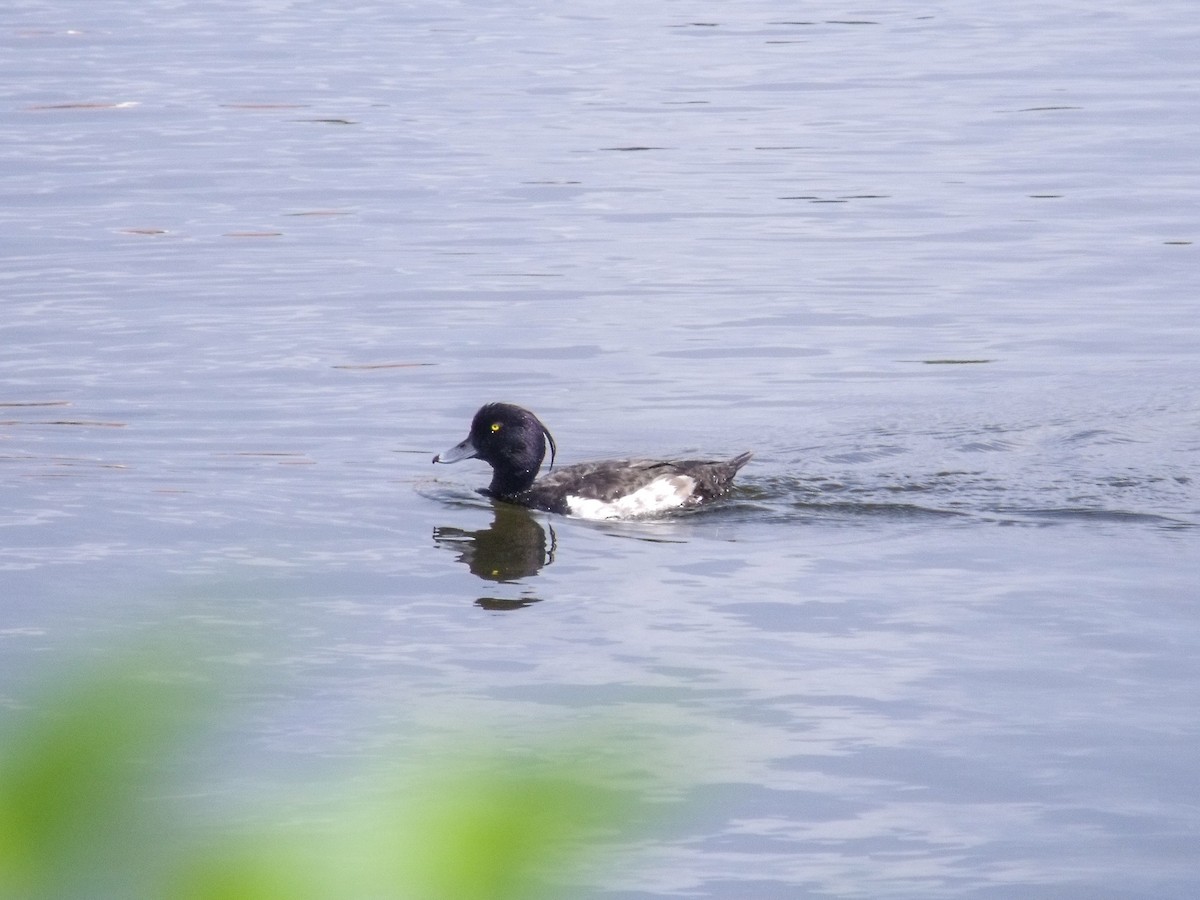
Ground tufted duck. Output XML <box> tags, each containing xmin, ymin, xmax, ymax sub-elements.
<box><xmin>433</xmin><ymin>402</ymin><xmax>752</xmax><ymax>519</ymax></box>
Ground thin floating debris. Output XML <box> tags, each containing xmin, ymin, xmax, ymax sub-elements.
<box><xmin>600</xmin><ymin>146</ymin><xmax>665</xmax><ymax>151</ymax></box>
<box><xmin>1</xmin><ymin>419</ymin><xmax>126</xmax><ymax>427</ymax></box>
<box><xmin>1164</xmin><ymin>240</ymin><xmax>1192</xmax><ymax>245</ymax></box>
<box><xmin>27</xmin><ymin>101</ymin><xmax>138</xmax><ymax>110</ymax></box>
<box><xmin>285</xmin><ymin>210</ymin><xmax>352</xmax><ymax>217</ymax></box>
<box><xmin>221</xmin><ymin>103</ymin><xmax>309</xmax><ymax>109</ymax></box>
<box><xmin>229</xmin><ymin>452</ymin><xmax>308</xmax><ymax>457</ymax></box>
<box><xmin>223</xmin><ymin>453</ymin><xmax>312</xmax><ymax>468</ymax></box>
<box><xmin>331</xmin><ymin>362</ymin><xmax>437</xmax><ymax>370</ymax></box>
<box><xmin>119</xmin><ymin>228</ymin><xmax>168</xmax><ymax>235</ymax></box>
<box><xmin>0</xmin><ymin>400</ymin><xmax>71</xmax><ymax>408</ymax></box>
<box><xmin>1028</xmin><ymin>194</ymin><xmax>1062</xmax><ymax>199</ymax></box>
<box><xmin>47</xmin><ymin>459</ymin><xmax>127</xmax><ymax>470</ymax></box>
<box><xmin>298</xmin><ymin>118</ymin><xmax>356</xmax><ymax>125</ymax></box>
<box><xmin>219</xmin><ymin>452</ymin><xmax>315</xmax><ymax>465</ymax></box>
<box><xmin>920</xmin><ymin>359</ymin><xmax>995</xmax><ymax>365</ymax></box>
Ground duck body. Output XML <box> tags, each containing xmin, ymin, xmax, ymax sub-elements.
<box><xmin>433</xmin><ymin>403</ymin><xmax>752</xmax><ymax>520</ymax></box>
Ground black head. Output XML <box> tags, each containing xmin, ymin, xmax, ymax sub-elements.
<box><xmin>433</xmin><ymin>402</ymin><xmax>557</xmax><ymax>497</ymax></box>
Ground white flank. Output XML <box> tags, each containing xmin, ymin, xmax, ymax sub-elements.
<box><xmin>565</xmin><ymin>475</ymin><xmax>697</xmax><ymax>520</ymax></box>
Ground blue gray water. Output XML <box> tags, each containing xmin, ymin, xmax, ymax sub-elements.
<box><xmin>3</xmin><ymin>2</ymin><xmax>1198</xmax><ymax>897</ymax></box>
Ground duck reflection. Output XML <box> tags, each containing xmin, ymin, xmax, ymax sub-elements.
<box><xmin>433</xmin><ymin>503</ymin><xmax>556</xmax><ymax>606</ymax></box>
<box><xmin>475</xmin><ymin>595</ymin><xmax>543</xmax><ymax>612</ymax></box>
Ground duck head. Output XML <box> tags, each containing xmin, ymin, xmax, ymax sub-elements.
<box><xmin>433</xmin><ymin>402</ymin><xmax>557</xmax><ymax>496</ymax></box>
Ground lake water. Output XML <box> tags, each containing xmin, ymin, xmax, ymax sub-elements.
<box><xmin>2</xmin><ymin>1</ymin><xmax>1198</xmax><ymax>897</ymax></box>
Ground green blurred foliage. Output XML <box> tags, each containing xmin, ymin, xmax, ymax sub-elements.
<box><xmin>0</xmin><ymin>649</ymin><xmax>656</xmax><ymax>900</ymax></box>
<box><xmin>0</xmin><ymin>656</ymin><xmax>205</xmax><ymax>898</ymax></box>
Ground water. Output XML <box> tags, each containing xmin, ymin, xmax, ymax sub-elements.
<box><xmin>3</xmin><ymin>1</ymin><xmax>1199</xmax><ymax>896</ymax></box>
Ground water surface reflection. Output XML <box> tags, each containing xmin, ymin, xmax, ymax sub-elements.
<box><xmin>433</xmin><ymin>504</ymin><xmax>556</xmax><ymax>609</ymax></box>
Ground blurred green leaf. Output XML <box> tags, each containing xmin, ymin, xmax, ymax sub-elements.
<box><xmin>0</xmin><ymin>656</ymin><xmax>207</xmax><ymax>898</ymax></box>
<box><xmin>167</xmin><ymin>833</ymin><xmax>326</xmax><ymax>900</ymax></box>
<box><xmin>0</xmin><ymin>644</ymin><xmax>665</xmax><ymax>900</ymax></box>
<box><xmin>387</xmin><ymin>759</ymin><xmax>632</xmax><ymax>900</ymax></box>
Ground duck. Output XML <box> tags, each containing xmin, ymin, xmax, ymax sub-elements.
<box><xmin>432</xmin><ymin>402</ymin><xmax>752</xmax><ymax>519</ymax></box>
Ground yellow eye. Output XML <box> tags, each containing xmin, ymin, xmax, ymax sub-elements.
<box><xmin>490</xmin><ymin>422</ymin><xmax>502</xmax><ymax>432</ymax></box>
